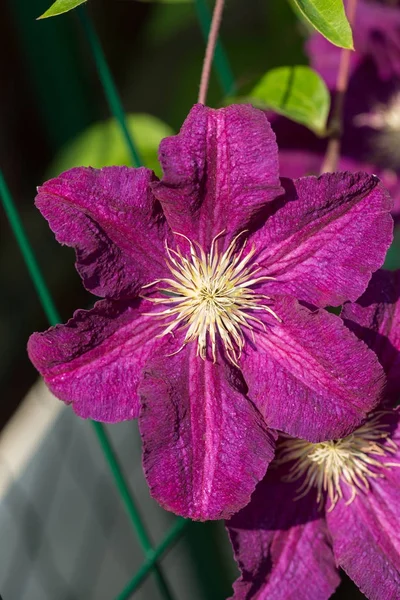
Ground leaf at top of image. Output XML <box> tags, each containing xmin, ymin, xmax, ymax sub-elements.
<box><xmin>231</xmin><ymin>65</ymin><xmax>330</xmax><ymax>136</ymax></box>
<box><xmin>38</xmin><ymin>0</ymin><xmax>87</xmax><ymax>19</ymax></box>
<box><xmin>290</xmin><ymin>0</ymin><xmax>353</xmax><ymax>49</ymax></box>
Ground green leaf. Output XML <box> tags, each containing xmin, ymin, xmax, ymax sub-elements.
<box><xmin>290</xmin><ymin>0</ymin><xmax>353</xmax><ymax>49</ymax></box>
<box><xmin>47</xmin><ymin>114</ymin><xmax>174</xmax><ymax>178</ymax></box>
<box><xmin>38</xmin><ymin>0</ymin><xmax>87</xmax><ymax>19</ymax></box>
<box><xmin>237</xmin><ymin>65</ymin><xmax>330</xmax><ymax>136</ymax></box>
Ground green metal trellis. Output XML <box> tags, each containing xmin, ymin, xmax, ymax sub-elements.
<box><xmin>0</xmin><ymin>2</ymin><xmax>235</xmax><ymax>598</ymax></box>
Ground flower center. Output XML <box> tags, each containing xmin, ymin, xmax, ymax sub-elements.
<box><xmin>143</xmin><ymin>231</ymin><xmax>280</xmax><ymax>365</ymax></box>
<box><xmin>276</xmin><ymin>412</ymin><xmax>400</xmax><ymax>511</ymax></box>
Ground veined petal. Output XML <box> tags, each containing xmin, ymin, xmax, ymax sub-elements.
<box><xmin>240</xmin><ymin>297</ymin><xmax>385</xmax><ymax>442</ymax></box>
<box><xmin>250</xmin><ymin>172</ymin><xmax>393</xmax><ymax>307</ymax></box>
<box><xmin>153</xmin><ymin>104</ymin><xmax>283</xmax><ymax>249</ymax></box>
<box><xmin>342</xmin><ymin>270</ymin><xmax>400</xmax><ymax>405</ymax></box>
<box><xmin>139</xmin><ymin>339</ymin><xmax>276</xmax><ymax>521</ymax></box>
<box><xmin>36</xmin><ymin>166</ymin><xmax>170</xmax><ymax>299</ymax></box>
<box><xmin>227</xmin><ymin>474</ymin><xmax>339</xmax><ymax>600</ymax></box>
<box><xmin>327</xmin><ymin>411</ymin><xmax>400</xmax><ymax>600</ymax></box>
<box><xmin>28</xmin><ymin>299</ymin><xmax>162</xmax><ymax>422</ymax></box>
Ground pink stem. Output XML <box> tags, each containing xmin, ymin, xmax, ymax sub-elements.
<box><xmin>198</xmin><ymin>0</ymin><xmax>226</xmax><ymax>105</ymax></box>
<box><xmin>320</xmin><ymin>0</ymin><xmax>358</xmax><ymax>173</ymax></box>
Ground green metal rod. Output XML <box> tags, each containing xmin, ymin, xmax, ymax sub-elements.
<box><xmin>77</xmin><ymin>7</ymin><xmax>143</xmax><ymax>168</ymax></box>
<box><xmin>0</xmin><ymin>170</ymin><xmax>174</xmax><ymax>599</ymax></box>
<box><xmin>116</xmin><ymin>518</ymin><xmax>190</xmax><ymax>600</ymax></box>
<box><xmin>194</xmin><ymin>0</ymin><xmax>237</xmax><ymax>97</ymax></box>
<box><xmin>92</xmin><ymin>422</ymin><xmax>176</xmax><ymax>600</ymax></box>
<box><xmin>0</xmin><ymin>172</ymin><xmax>60</xmax><ymax>327</ymax></box>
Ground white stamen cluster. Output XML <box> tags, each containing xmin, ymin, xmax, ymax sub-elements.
<box><xmin>276</xmin><ymin>412</ymin><xmax>400</xmax><ymax>511</ymax></box>
<box><xmin>143</xmin><ymin>231</ymin><xmax>280</xmax><ymax>365</ymax></box>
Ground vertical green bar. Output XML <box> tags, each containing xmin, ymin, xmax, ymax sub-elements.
<box><xmin>0</xmin><ymin>172</ymin><xmax>59</xmax><ymax>326</ymax></box>
<box><xmin>77</xmin><ymin>7</ymin><xmax>143</xmax><ymax>168</ymax></box>
<box><xmin>116</xmin><ymin>518</ymin><xmax>189</xmax><ymax>600</ymax></box>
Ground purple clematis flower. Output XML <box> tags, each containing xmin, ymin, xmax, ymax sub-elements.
<box><xmin>28</xmin><ymin>104</ymin><xmax>391</xmax><ymax>520</ymax></box>
<box><xmin>271</xmin><ymin>0</ymin><xmax>400</xmax><ymax>218</ymax></box>
<box><xmin>227</xmin><ymin>268</ymin><xmax>400</xmax><ymax>600</ymax></box>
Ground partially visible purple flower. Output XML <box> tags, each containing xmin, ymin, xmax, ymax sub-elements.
<box><xmin>309</xmin><ymin>0</ymin><xmax>400</xmax><ymax>86</ymax></box>
<box><xmin>272</xmin><ymin>0</ymin><xmax>400</xmax><ymax>218</ymax></box>
<box><xmin>28</xmin><ymin>104</ymin><xmax>391</xmax><ymax>520</ymax></box>
<box><xmin>227</xmin><ymin>269</ymin><xmax>400</xmax><ymax>600</ymax></box>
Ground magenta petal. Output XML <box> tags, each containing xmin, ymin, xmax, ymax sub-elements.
<box><xmin>240</xmin><ymin>297</ymin><xmax>385</xmax><ymax>442</ymax></box>
<box><xmin>139</xmin><ymin>341</ymin><xmax>276</xmax><ymax>520</ymax></box>
<box><xmin>342</xmin><ymin>270</ymin><xmax>400</xmax><ymax>405</ymax></box>
<box><xmin>327</xmin><ymin>415</ymin><xmax>400</xmax><ymax>599</ymax></box>
<box><xmin>36</xmin><ymin>166</ymin><xmax>170</xmax><ymax>298</ymax></box>
<box><xmin>250</xmin><ymin>172</ymin><xmax>393</xmax><ymax>307</ymax></box>
<box><xmin>227</xmin><ymin>475</ymin><xmax>339</xmax><ymax>600</ymax></box>
<box><xmin>153</xmin><ymin>104</ymin><xmax>283</xmax><ymax>248</ymax></box>
<box><xmin>28</xmin><ymin>299</ymin><xmax>162</xmax><ymax>422</ymax></box>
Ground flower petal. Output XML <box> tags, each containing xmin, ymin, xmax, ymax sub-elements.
<box><xmin>250</xmin><ymin>172</ymin><xmax>393</xmax><ymax>307</ymax></box>
<box><xmin>342</xmin><ymin>269</ymin><xmax>400</xmax><ymax>405</ymax></box>
<box><xmin>36</xmin><ymin>166</ymin><xmax>170</xmax><ymax>298</ymax></box>
<box><xmin>139</xmin><ymin>340</ymin><xmax>276</xmax><ymax>520</ymax></box>
<box><xmin>240</xmin><ymin>297</ymin><xmax>385</xmax><ymax>442</ymax></box>
<box><xmin>153</xmin><ymin>104</ymin><xmax>283</xmax><ymax>248</ymax></box>
<box><xmin>327</xmin><ymin>411</ymin><xmax>400</xmax><ymax>600</ymax></box>
<box><xmin>227</xmin><ymin>473</ymin><xmax>339</xmax><ymax>600</ymax></box>
<box><xmin>28</xmin><ymin>298</ymin><xmax>162</xmax><ymax>422</ymax></box>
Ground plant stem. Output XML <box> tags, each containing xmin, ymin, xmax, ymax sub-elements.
<box><xmin>320</xmin><ymin>0</ymin><xmax>358</xmax><ymax>173</ymax></box>
<box><xmin>198</xmin><ymin>0</ymin><xmax>227</xmax><ymax>105</ymax></box>
<box><xmin>194</xmin><ymin>0</ymin><xmax>236</xmax><ymax>97</ymax></box>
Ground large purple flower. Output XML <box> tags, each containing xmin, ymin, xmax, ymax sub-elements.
<box><xmin>227</xmin><ymin>269</ymin><xmax>400</xmax><ymax>599</ymax></box>
<box><xmin>28</xmin><ymin>104</ymin><xmax>391</xmax><ymax>520</ymax></box>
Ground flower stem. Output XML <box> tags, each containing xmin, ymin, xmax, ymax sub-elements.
<box><xmin>194</xmin><ymin>0</ymin><xmax>236</xmax><ymax>97</ymax></box>
<box><xmin>320</xmin><ymin>0</ymin><xmax>358</xmax><ymax>173</ymax></box>
<box><xmin>198</xmin><ymin>0</ymin><xmax>227</xmax><ymax>105</ymax></box>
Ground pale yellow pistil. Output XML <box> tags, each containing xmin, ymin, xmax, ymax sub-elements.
<box><xmin>143</xmin><ymin>231</ymin><xmax>280</xmax><ymax>365</ymax></box>
<box><xmin>276</xmin><ymin>412</ymin><xmax>400</xmax><ymax>511</ymax></box>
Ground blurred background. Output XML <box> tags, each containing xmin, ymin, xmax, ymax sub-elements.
<box><xmin>0</xmin><ymin>0</ymin><xmax>384</xmax><ymax>597</ymax></box>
